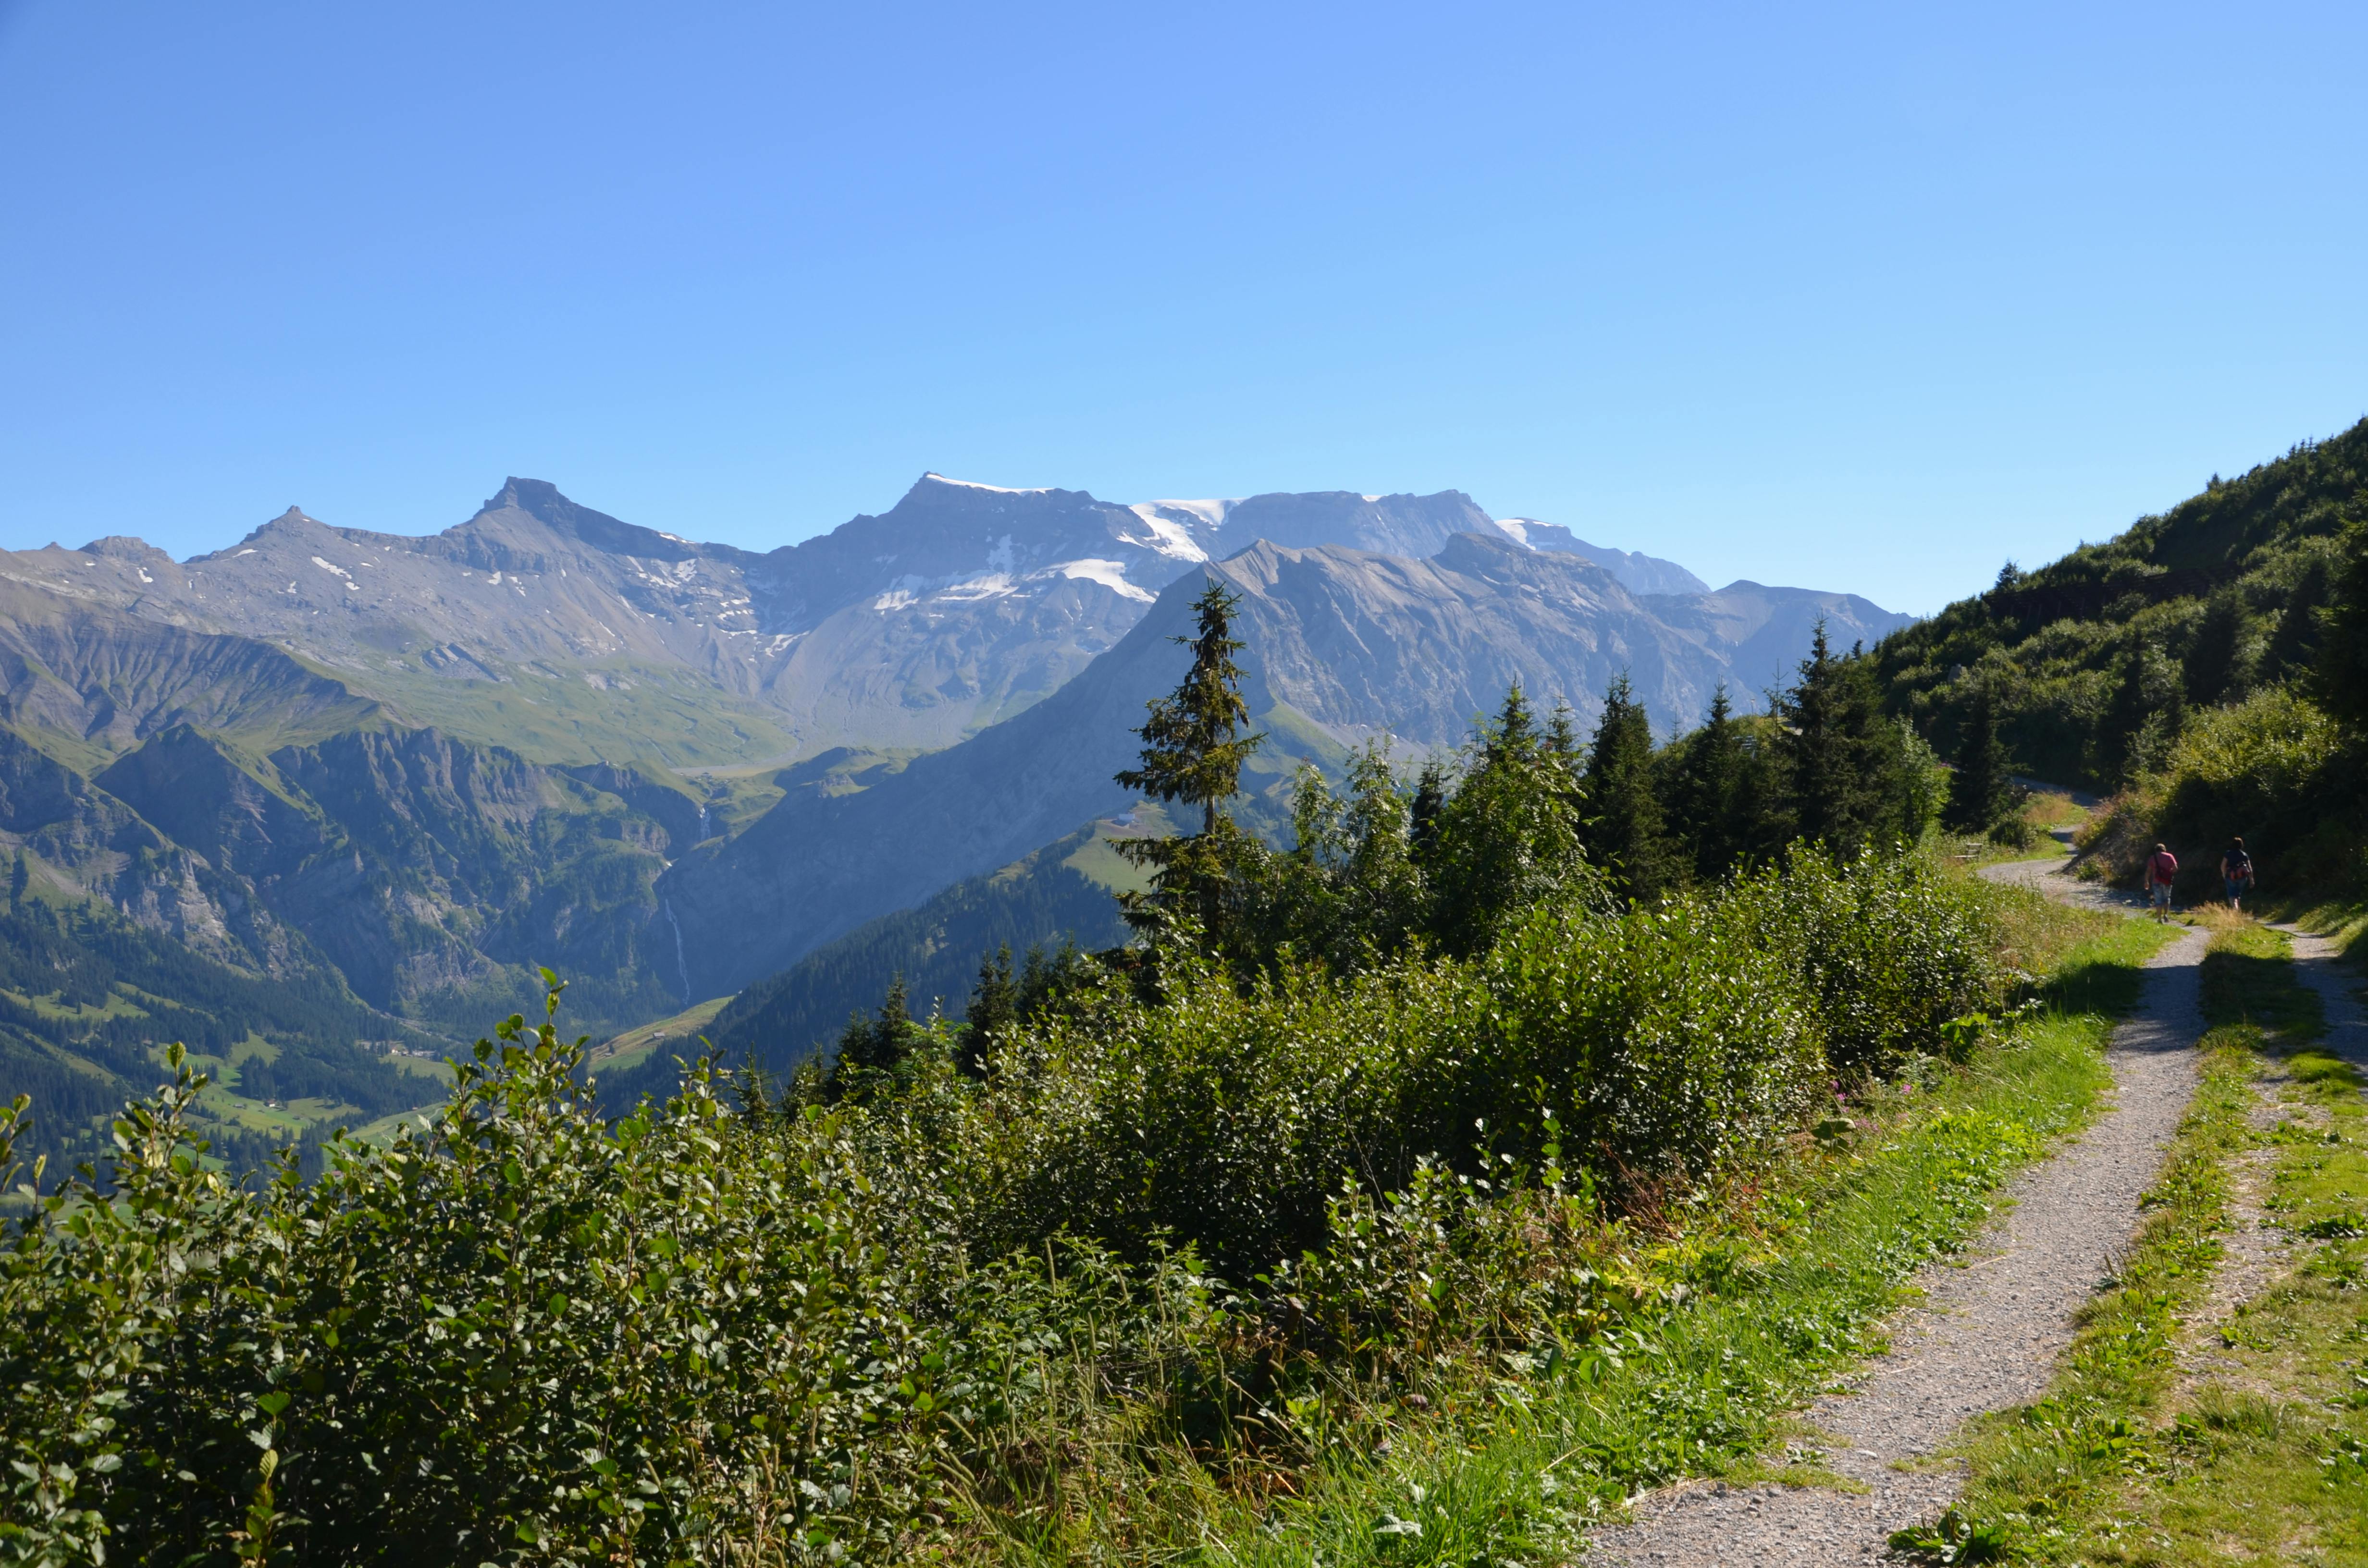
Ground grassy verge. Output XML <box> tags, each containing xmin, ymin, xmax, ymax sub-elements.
<box><xmin>1925</xmin><ymin>920</ymin><xmax>2368</xmax><ymax>1565</ymax></box>
<box><xmin>961</xmin><ymin>890</ymin><xmax>2174</xmax><ymax>1566</ymax></box>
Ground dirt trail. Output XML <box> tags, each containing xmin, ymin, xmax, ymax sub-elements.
<box><xmin>2174</xmin><ymin>919</ymin><xmax>2366</xmax><ymax>1377</ymax></box>
<box><xmin>2278</xmin><ymin>922</ymin><xmax>2368</xmax><ymax>1081</ymax></box>
<box><xmin>1584</xmin><ymin>856</ymin><xmax>2205</xmax><ymax>1565</ymax></box>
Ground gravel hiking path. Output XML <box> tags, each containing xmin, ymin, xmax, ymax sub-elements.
<box><xmin>2277</xmin><ymin>922</ymin><xmax>2368</xmax><ymax>1084</ymax></box>
<box><xmin>1584</xmin><ymin>860</ymin><xmax>2205</xmax><ymax>1566</ymax></box>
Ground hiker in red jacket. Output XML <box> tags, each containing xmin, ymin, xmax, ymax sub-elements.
<box><xmin>2144</xmin><ymin>843</ymin><xmax>2178</xmax><ymax>921</ymax></box>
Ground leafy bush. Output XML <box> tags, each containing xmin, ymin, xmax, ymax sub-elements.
<box><xmin>0</xmin><ymin>995</ymin><xmax>991</xmax><ymax>1566</ymax></box>
<box><xmin>1727</xmin><ymin>850</ymin><xmax>2000</xmax><ymax>1077</ymax></box>
<box><xmin>0</xmin><ymin>848</ymin><xmax>2010</xmax><ymax>1563</ymax></box>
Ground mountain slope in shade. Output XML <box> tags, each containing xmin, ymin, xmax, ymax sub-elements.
<box><xmin>599</xmin><ymin>824</ymin><xmax>1132</xmax><ymax>1103</ymax></box>
<box><xmin>657</xmin><ymin>532</ymin><xmax>1911</xmax><ymax>997</ymax></box>
<box><xmin>0</xmin><ymin>708</ymin><xmax>698</xmax><ymax>1038</ymax></box>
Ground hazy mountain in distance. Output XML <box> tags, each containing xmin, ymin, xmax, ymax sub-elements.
<box><xmin>1491</xmin><ymin>516</ymin><xmax>1713</xmax><ymax>596</ymax></box>
<box><xmin>598</xmin><ymin>824</ymin><xmax>1134</xmax><ymax>1102</ymax></box>
<box><xmin>657</xmin><ymin>531</ymin><xmax>1911</xmax><ymax>996</ymax></box>
<box><xmin>0</xmin><ymin>475</ymin><xmax>1737</xmax><ymax>766</ymax></box>
<box><xmin>1642</xmin><ymin>580</ymin><xmax>1912</xmax><ymax>702</ymax></box>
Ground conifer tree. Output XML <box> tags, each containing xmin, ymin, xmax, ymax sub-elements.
<box><xmin>1580</xmin><ymin>674</ymin><xmax>1672</xmax><ymax>902</ymax></box>
<box><xmin>2101</xmin><ymin>639</ymin><xmax>2186</xmax><ymax>783</ymax></box>
<box><xmin>2183</xmin><ymin>588</ymin><xmax>2253</xmax><ymax>707</ymax></box>
<box><xmin>2265</xmin><ymin>553</ymin><xmax>2331</xmax><ymax>679</ymax></box>
<box><xmin>1544</xmin><ymin>702</ymin><xmax>1581</xmax><ymax>760</ymax></box>
<box><xmin>959</xmin><ymin>944</ymin><xmax>1016</xmax><ymax>1077</ymax></box>
<box><xmin>1408</xmin><ymin>759</ymin><xmax>1446</xmax><ymax>860</ymax></box>
<box><xmin>1112</xmin><ymin>580</ymin><xmax>1266</xmax><ymax>941</ymax></box>
<box><xmin>1670</xmin><ymin>683</ymin><xmax>1748</xmax><ymax>880</ymax></box>
<box><xmin>1232</xmin><ymin>742</ymin><xmax>1427</xmax><ymax>972</ymax></box>
<box><xmin>1944</xmin><ymin>681</ymin><xmax>2011</xmax><ymax>833</ymax></box>
<box><xmin>8</xmin><ymin>852</ymin><xmax>25</xmax><ymax>912</ymax></box>
<box><xmin>827</xmin><ymin>976</ymin><xmax>916</xmax><ymax>1098</ymax></box>
<box><xmin>1774</xmin><ymin>624</ymin><xmax>1896</xmax><ymax>856</ymax></box>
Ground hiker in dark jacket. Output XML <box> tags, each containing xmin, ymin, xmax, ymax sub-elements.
<box><xmin>2220</xmin><ymin>837</ymin><xmax>2255</xmax><ymax>913</ymax></box>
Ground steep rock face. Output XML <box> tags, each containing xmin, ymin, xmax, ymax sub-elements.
<box><xmin>1212</xmin><ymin>490</ymin><xmax>1496</xmax><ymax>559</ymax></box>
<box><xmin>0</xmin><ymin>724</ymin><xmax>110</xmax><ymax>838</ymax></box>
<box><xmin>1224</xmin><ymin>533</ymin><xmax>1711</xmax><ymax>742</ymax></box>
<box><xmin>96</xmin><ymin>725</ymin><xmax>328</xmax><ymax>882</ymax></box>
<box><xmin>750</xmin><ymin>476</ymin><xmax>1204</xmax><ymax>630</ymax></box>
<box><xmin>759</xmin><ymin>570</ymin><xmax>1141</xmax><ymax>752</ymax></box>
<box><xmin>556</xmin><ymin>763</ymin><xmax>708</xmax><ymax>853</ymax></box>
<box><xmin>1644</xmin><ymin>581</ymin><xmax>1914</xmax><ymax>702</ymax></box>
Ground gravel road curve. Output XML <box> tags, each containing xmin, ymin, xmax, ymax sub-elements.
<box><xmin>1583</xmin><ymin>857</ymin><xmax>2204</xmax><ymax>1565</ymax></box>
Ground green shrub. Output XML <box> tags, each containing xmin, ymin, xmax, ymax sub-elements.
<box><xmin>1727</xmin><ymin>850</ymin><xmax>2001</xmax><ymax>1077</ymax></box>
<box><xmin>0</xmin><ymin>997</ymin><xmax>988</xmax><ymax>1566</ymax></box>
<box><xmin>0</xmin><ymin>849</ymin><xmax>2014</xmax><ymax>1563</ymax></box>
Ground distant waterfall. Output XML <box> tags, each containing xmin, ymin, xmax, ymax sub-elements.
<box><xmin>663</xmin><ymin>899</ymin><xmax>692</xmax><ymax>1003</ymax></box>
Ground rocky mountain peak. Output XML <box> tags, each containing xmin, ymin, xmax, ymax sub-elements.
<box><xmin>485</xmin><ymin>477</ymin><xmax>565</xmax><ymax>515</ymax></box>
<box><xmin>462</xmin><ymin>478</ymin><xmax>712</xmax><ymax>565</ymax></box>
<box><xmin>77</xmin><ymin>534</ymin><xmax>176</xmax><ymax>563</ymax></box>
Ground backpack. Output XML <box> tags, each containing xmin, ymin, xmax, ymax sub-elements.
<box><xmin>2228</xmin><ymin>848</ymin><xmax>2252</xmax><ymax>878</ymax></box>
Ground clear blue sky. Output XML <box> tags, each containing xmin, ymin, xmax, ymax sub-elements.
<box><xmin>3</xmin><ymin>1</ymin><xmax>2362</xmax><ymax>612</ymax></box>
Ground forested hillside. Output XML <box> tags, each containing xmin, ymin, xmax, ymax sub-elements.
<box><xmin>0</xmin><ymin>894</ymin><xmax>443</xmax><ymax>1178</ymax></box>
<box><xmin>1875</xmin><ymin>418</ymin><xmax>2368</xmax><ymax>897</ymax></box>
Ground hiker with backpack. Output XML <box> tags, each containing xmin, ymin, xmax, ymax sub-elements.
<box><xmin>2221</xmin><ymin>837</ymin><xmax>2256</xmax><ymax>913</ymax></box>
<box><xmin>2145</xmin><ymin>842</ymin><xmax>2178</xmax><ymax>921</ymax></box>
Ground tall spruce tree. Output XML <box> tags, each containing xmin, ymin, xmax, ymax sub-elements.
<box><xmin>1774</xmin><ymin>624</ymin><xmax>1896</xmax><ymax>856</ymax></box>
<box><xmin>2100</xmin><ymin>638</ymin><xmax>2186</xmax><ymax>784</ymax></box>
<box><xmin>1113</xmin><ymin>580</ymin><xmax>1267</xmax><ymax>939</ymax></box>
<box><xmin>2266</xmin><ymin>553</ymin><xmax>2332</xmax><ymax>680</ymax></box>
<box><xmin>2103</xmin><ymin>639</ymin><xmax>2188</xmax><ymax>786</ymax></box>
<box><xmin>1580</xmin><ymin>674</ymin><xmax>1672</xmax><ymax>902</ymax></box>
<box><xmin>1670</xmin><ymin>683</ymin><xmax>1749</xmax><ymax>880</ymax></box>
<box><xmin>1408</xmin><ymin>759</ymin><xmax>1446</xmax><ymax>859</ymax></box>
<box><xmin>1944</xmin><ymin>681</ymin><xmax>2011</xmax><ymax>833</ymax></box>
<box><xmin>1233</xmin><ymin>741</ymin><xmax>1427</xmax><ymax>973</ymax></box>
<box><xmin>826</xmin><ymin>975</ymin><xmax>918</xmax><ymax>1100</ymax></box>
<box><xmin>2183</xmin><ymin>588</ymin><xmax>2254</xmax><ymax>707</ymax></box>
